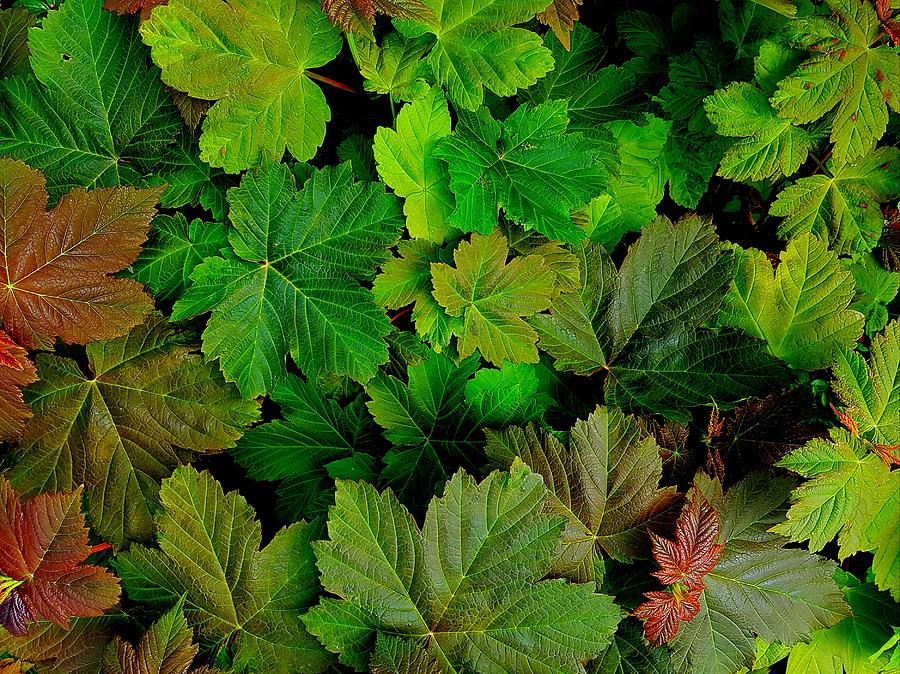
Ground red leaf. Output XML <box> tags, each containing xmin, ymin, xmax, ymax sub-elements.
<box><xmin>102</xmin><ymin>0</ymin><xmax>166</xmax><ymax>19</ymax></box>
<box><xmin>320</xmin><ymin>0</ymin><xmax>435</xmax><ymax>34</ymax></box>
<box><xmin>876</xmin><ymin>0</ymin><xmax>900</xmax><ymax>45</ymax></box>
<box><xmin>632</xmin><ymin>587</ymin><xmax>701</xmax><ymax>646</ymax></box>
<box><xmin>649</xmin><ymin>492</ymin><xmax>724</xmax><ymax>590</ymax></box>
<box><xmin>0</xmin><ymin>479</ymin><xmax>120</xmax><ymax>636</ymax></box>
<box><xmin>0</xmin><ymin>331</ymin><xmax>36</xmax><ymax>442</ymax></box>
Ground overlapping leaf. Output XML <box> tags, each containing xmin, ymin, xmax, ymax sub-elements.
<box><xmin>303</xmin><ymin>463</ymin><xmax>625</xmax><ymax>673</ymax></box>
<box><xmin>0</xmin><ymin>158</ymin><xmax>160</xmax><ymax>350</ymax></box>
<box><xmin>0</xmin><ymin>617</ymin><xmax>115</xmax><ymax>674</ymax></box>
<box><xmin>172</xmin><ymin>161</ymin><xmax>403</xmax><ymax>398</ymax></box>
<box><xmin>6</xmin><ymin>317</ymin><xmax>259</xmax><ymax>545</ymax></box>
<box><xmin>0</xmin><ymin>331</ymin><xmax>36</xmax><ymax>442</ymax></box>
<box><xmin>0</xmin><ymin>479</ymin><xmax>120</xmax><ymax>636</ymax></box>
<box><xmin>140</xmin><ymin>0</ymin><xmax>342</xmax><ymax>172</ymax></box>
<box><xmin>322</xmin><ymin>0</ymin><xmax>434</xmax><ymax>36</ymax></box>
<box><xmin>0</xmin><ymin>9</ymin><xmax>33</xmax><ymax>78</ymax></box>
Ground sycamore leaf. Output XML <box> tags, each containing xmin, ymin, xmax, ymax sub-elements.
<box><xmin>152</xmin><ymin>132</ymin><xmax>234</xmax><ymax>223</ymax></box>
<box><xmin>431</xmin><ymin>231</ymin><xmax>559</xmax><ymax>365</ymax></box>
<box><xmin>402</xmin><ymin>0</ymin><xmax>553</xmax><ymax>111</ymax></box>
<box><xmin>718</xmin><ymin>233</ymin><xmax>865</xmax><ymax>369</ymax></box>
<box><xmin>115</xmin><ymin>466</ymin><xmax>330</xmax><ymax>674</ymax></box>
<box><xmin>172</xmin><ymin>161</ymin><xmax>403</xmax><ymax>398</ymax></box>
<box><xmin>769</xmin><ymin>147</ymin><xmax>900</xmax><ymax>254</ymax></box>
<box><xmin>435</xmin><ymin>101</ymin><xmax>607</xmax><ymax>243</ymax></box>
<box><xmin>0</xmin><ymin>0</ymin><xmax>180</xmax><ymax>198</ymax></box>
<box><xmin>0</xmin><ymin>617</ymin><xmax>114</xmax><ymax>674</ymax></box>
<box><xmin>6</xmin><ymin>316</ymin><xmax>260</xmax><ymax>545</ymax></box>
<box><xmin>485</xmin><ymin>406</ymin><xmax>680</xmax><ymax>579</ymax></box>
<box><xmin>786</xmin><ymin>571</ymin><xmax>900</xmax><ymax>674</ymax></box>
<box><xmin>669</xmin><ymin>473</ymin><xmax>849</xmax><ymax>674</ymax></box>
<box><xmin>0</xmin><ymin>9</ymin><xmax>33</xmax><ymax>79</ymax></box>
<box><xmin>831</xmin><ymin>319</ymin><xmax>899</xmax><ymax>445</ymax></box>
<box><xmin>322</xmin><ymin>0</ymin><xmax>435</xmax><ymax>36</ymax></box>
<box><xmin>0</xmin><ymin>158</ymin><xmax>160</xmax><ymax>350</ymax></box>
<box><xmin>370</xmin><ymin>635</ymin><xmax>441</xmax><ymax>674</ymax></box>
<box><xmin>140</xmin><ymin>0</ymin><xmax>342</xmax><ymax>172</ymax></box>
<box><xmin>373</xmin><ymin>87</ymin><xmax>454</xmax><ymax>242</ymax></box>
<box><xmin>705</xmin><ymin>82</ymin><xmax>817</xmax><ymax>181</ymax></box>
<box><xmin>770</xmin><ymin>0</ymin><xmax>900</xmax><ymax>166</ymax></box>
<box><xmin>538</xmin><ymin>0</ymin><xmax>582</xmax><ymax>51</ymax></box>
<box><xmin>844</xmin><ymin>253</ymin><xmax>900</xmax><ymax>336</ymax></box>
<box><xmin>0</xmin><ymin>331</ymin><xmax>36</xmax><ymax>442</ymax></box>
<box><xmin>0</xmin><ymin>479</ymin><xmax>120</xmax><ymax>637</ymax></box>
<box><xmin>130</xmin><ymin>214</ymin><xmax>228</xmax><ymax>305</ymax></box>
<box><xmin>351</xmin><ymin>32</ymin><xmax>431</xmax><ymax>102</ymax></box>
<box><xmin>102</xmin><ymin>0</ymin><xmax>166</xmax><ymax>19</ymax></box>
<box><xmin>303</xmin><ymin>463</ymin><xmax>625</xmax><ymax>673</ymax></box>
<box><xmin>464</xmin><ymin>362</ymin><xmax>551</xmax><ymax>426</ymax></box>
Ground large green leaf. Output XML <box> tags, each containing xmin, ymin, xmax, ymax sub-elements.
<box><xmin>140</xmin><ymin>0</ymin><xmax>342</xmax><ymax>172</ymax></box>
<box><xmin>0</xmin><ymin>0</ymin><xmax>179</xmax><ymax>198</ymax></box>
<box><xmin>486</xmin><ymin>406</ymin><xmax>680</xmax><ymax>579</ymax></box>
<box><xmin>172</xmin><ymin>161</ymin><xmax>403</xmax><ymax>398</ymax></box>
<box><xmin>115</xmin><ymin>466</ymin><xmax>330</xmax><ymax>673</ymax></box>
<box><xmin>718</xmin><ymin>233</ymin><xmax>864</xmax><ymax>369</ymax></box>
<box><xmin>303</xmin><ymin>463</ymin><xmax>625</xmax><ymax>673</ymax></box>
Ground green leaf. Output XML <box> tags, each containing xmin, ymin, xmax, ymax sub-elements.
<box><xmin>486</xmin><ymin>406</ymin><xmax>680</xmax><ymax>578</ymax></box>
<box><xmin>352</xmin><ymin>32</ymin><xmax>431</xmax><ymax>102</ymax></box>
<box><xmin>464</xmin><ymin>362</ymin><xmax>551</xmax><ymax>426</ymax></box>
<box><xmin>0</xmin><ymin>0</ymin><xmax>179</xmax><ymax>198</ymax></box>
<box><xmin>7</xmin><ymin>316</ymin><xmax>259</xmax><ymax>546</ymax></box>
<box><xmin>374</xmin><ymin>86</ymin><xmax>454</xmax><ymax>242</ymax></box>
<box><xmin>705</xmin><ymin>81</ymin><xmax>816</xmax><ymax>181</ymax></box>
<box><xmin>115</xmin><ymin>466</ymin><xmax>330</xmax><ymax>674</ymax></box>
<box><xmin>435</xmin><ymin>101</ymin><xmax>607</xmax><ymax>243</ymax></box>
<box><xmin>140</xmin><ymin>0</ymin><xmax>342</xmax><ymax>172</ymax></box>
<box><xmin>590</xmin><ymin>619</ymin><xmax>674</xmax><ymax>674</ymax></box>
<box><xmin>670</xmin><ymin>473</ymin><xmax>849</xmax><ymax>674</ymax></box>
<box><xmin>304</xmin><ymin>463</ymin><xmax>625</xmax><ymax>673</ymax></box>
<box><xmin>0</xmin><ymin>8</ymin><xmax>33</xmax><ymax>79</ymax></box>
<box><xmin>844</xmin><ymin>254</ymin><xmax>900</xmax><ymax>336</ymax></box>
<box><xmin>370</xmin><ymin>635</ymin><xmax>442</xmax><ymax>674</ymax></box>
<box><xmin>769</xmin><ymin>147</ymin><xmax>900</xmax><ymax>254</ymax></box>
<box><xmin>130</xmin><ymin>214</ymin><xmax>228</xmax><ymax>304</ymax></box>
<box><xmin>431</xmin><ymin>231</ymin><xmax>560</xmax><ymax>365</ymax></box>
<box><xmin>771</xmin><ymin>0</ymin><xmax>900</xmax><ymax>166</ymax></box>
<box><xmin>718</xmin><ymin>233</ymin><xmax>865</xmax><ymax>369</ymax></box>
<box><xmin>407</xmin><ymin>0</ymin><xmax>554</xmax><ymax>111</ymax></box>
<box><xmin>831</xmin><ymin>319</ymin><xmax>899</xmax><ymax>445</ymax></box>
<box><xmin>172</xmin><ymin>161</ymin><xmax>403</xmax><ymax>398</ymax></box>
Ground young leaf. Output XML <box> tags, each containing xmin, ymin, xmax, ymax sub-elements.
<box><xmin>718</xmin><ymin>233</ymin><xmax>865</xmax><ymax>369</ymax></box>
<box><xmin>431</xmin><ymin>231</ymin><xmax>560</xmax><ymax>365</ymax></box>
<box><xmin>351</xmin><ymin>32</ymin><xmax>431</xmax><ymax>102</ymax></box>
<box><xmin>486</xmin><ymin>406</ymin><xmax>680</xmax><ymax>579</ymax></box>
<box><xmin>115</xmin><ymin>466</ymin><xmax>330</xmax><ymax>674</ymax></box>
<box><xmin>172</xmin><ymin>161</ymin><xmax>403</xmax><ymax>398</ymax></box>
<box><xmin>373</xmin><ymin>87</ymin><xmax>455</xmax><ymax>242</ymax></box>
<box><xmin>769</xmin><ymin>147</ymin><xmax>900</xmax><ymax>254</ymax></box>
<box><xmin>0</xmin><ymin>0</ymin><xmax>180</xmax><ymax>197</ymax></box>
<box><xmin>0</xmin><ymin>158</ymin><xmax>161</xmax><ymax>350</ymax></box>
<box><xmin>0</xmin><ymin>331</ymin><xmax>36</xmax><ymax>442</ymax></box>
<box><xmin>0</xmin><ymin>479</ymin><xmax>120</xmax><ymax>636</ymax></box>
<box><xmin>6</xmin><ymin>317</ymin><xmax>260</xmax><ymax>545</ymax></box>
<box><xmin>140</xmin><ymin>0</ymin><xmax>342</xmax><ymax>172</ymax></box>
<box><xmin>322</xmin><ymin>0</ymin><xmax>434</xmax><ymax>36</ymax></box>
<box><xmin>843</xmin><ymin>253</ymin><xmax>900</xmax><ymax>336</ymax></box>
<box><xmin>538</xmin><ymin>0</ymin><xmax>582</xmax><ymax>51</ymax></box>
<box><xmin>771</xmin><ymin>0</ymin><xmax>900</xmax><ymax>166</ymax></box>
<box><xmin>303</xmin><ymin>463</ymin><xmax>625</xmax><ymax>673</ymax></box>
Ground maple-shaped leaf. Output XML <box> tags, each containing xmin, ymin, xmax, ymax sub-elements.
<box><xmin>6</xmin><ymin>316</ymin><xmax>260</xmax><ymax>545</ymax></box>
<box><xmin>538</xmin><ymin>0</ymin><xmax>582</xmax><ymax>50</ymax></box>
<box><xmin>102</xmin><ymin>598</ymin><xmax>214</xmax><ymax>674</ymax></box>
<box><xmin>434</xmin><ymin>101</ymin><xmax>607</xmax><ymax>243</ymax></box>
<box><xmin>115</xmin><ymin>466</ymin><xmax>330</xmax><ymax>674</ymax></box>
<box><xmin>321</xmin><ymin>0</ymin><xmax>434</xmax><ymax>36</ymax></box>
<box><xmin>351</xmin><ymin>32</ymin><xmax>432</xmax><ymax>102</ymax></box>
<box><xmin>140</xmin><ymin>0</ymin><xmax>342</xmax><ymax>172</ymax></box>
<box><xmin>130</xmin><ymin>214</ymin><xmax>229</xmax><ymax>305</ymax></box>
<box><xmin>0</xmin><ymin>158</ymin><xmax>160</xmax><ymax>350</ymax></box>
<box><xmin>831</xmin><ymin>319</ymin><xmax>899</xmax><ymax>446</ymax></box>
<box><xmin>102</xmin><ymin>0</ymin><xmax>166</xmax><ymax>19</ymax></box>
<box><xmin>876</xmin><ymin>0</ymin><xmax>900</xmax><ymax>45</ymax></box>
<box><xmin>771</xmin><ymin>0</ymin><xmax>900</xmax><ymax>166</ymax></box>
<box><xmin>0</xmin><ymin>9</ymin><xmax>33</xmax><ymax>79</ymax></box>
<box><xmin>0</xmin><ymin>617</ymin><xmax>114</xmax><ymax>674</ymax></box>
<box><xmin>172</xmin><ymin>161</ymin><xmax>403</xmax><ymax>398</ymax></box>
<box><xmin>400</xmin><ymin>0</ymin><xmax>553</xmax><ymax>111</ymax></box>
<box><xmin>0</xmin><ymin>0</ymin><xmax>180</xmax><ymax>198</ymax></box>
<box><xmin>373</xmin><ymin>87</ymin><xmax>454</xmax><ymax>243</ymax></box>
<box><xmin>0</xmin><ymin>479</ymin><xmax>120</xmax><ymax>637</ymax></box>
<box><xmin>632</xmin><ymin>588</ymin><xmax>701</xmax><ymax>648</ymax></box>
<box><xmin>718</xmin><ymin>233</ymin><xmax>865</xmax><ymax>370</ymax></box>
<box><xmin>303</xmin><ymin>463</ymin><xmax>625</xmax><ymax>673</ymax></box>
<box><xmin>843</xmin><ymin>252</ymin><xmax>900</xmax><ymax>336</ymax></box>
<box><xmin>0</xmin><ymin>331</ymin><xmax>36</xmax><ymax>442</ymax></box>
<box><xmin>486</xmin><ymin>406</ymin><xmax>680</xmax><ymax>580</ymax></box>
<box><xmin>668</xmin><ymin>473</ymin><xmax>849</xmax><ymax>674</ymax></box>
<box><xmin>431</xmin><ymin>231</ymin><xmax>560</xmax><ymax>365</ymax></box>
<box><xmin>769</xmin><ymin>146</ymin><xmax>900</xmax><ymax>255</ymax></box>
<box><xmin>786</xmin><ymin>570</ymin><xmax>900</xmax><ymax>674</ymax></box>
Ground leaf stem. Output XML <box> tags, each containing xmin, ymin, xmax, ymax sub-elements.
<box><xmin>305</xmin><ymin>70</ymin><xmax>359</xmax><ymax>94</ymax></box>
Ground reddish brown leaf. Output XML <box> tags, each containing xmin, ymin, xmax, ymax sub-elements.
<box><xmin>0</xmin><ymin>331</ymin><xmax>36</xmax><ymax>442</ymax></box>
<box><xmin>650</xmin><ymin>493</ymin><xmax>724</xmax><ymax>590</ymax></box>
<box><xmin>876</xmin><ymin>0</ymin><xmax>900</xmax><ymax>45</ymax></box>
<box><xmin>0</xmin><ymin>617</ymin><xmax>114</xmax><ymax>674</ymax></box>
<box><xmin>170</xmin><ymin>90</ymin><xmax>211</xmax><ymax>131</ymax></box>
<box><xmin>0</xmin><ymin>158</ymin><xmax>161</xmax><ymax>350</ymax></box>
<box><xmin>102</xmin><ymin>0</ymin><xmax>166</xmax><ymax>19</ymax></box>
<box><xmin>538</xmin><ymin>0</ymin><xmax>582</xmax><ymax>50</ymax></box>
<box><xmin>321</xmin><ymin>0</ymin><xmax>435</xmax><ymax>35</ymax></box>
<box><xmin>0</xmin><ymin>658</ymin><xmax>32</xmax><ymax>674</ymax></box>
<box><xmin>0</xmin><ymin>479</ymin><xmax>120</xmax><ymax>636</ymax></box>
<box><xmin>632</xmin><ymin>586</ymin><xmax>701</xmax><ymax>646</ymax></box>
